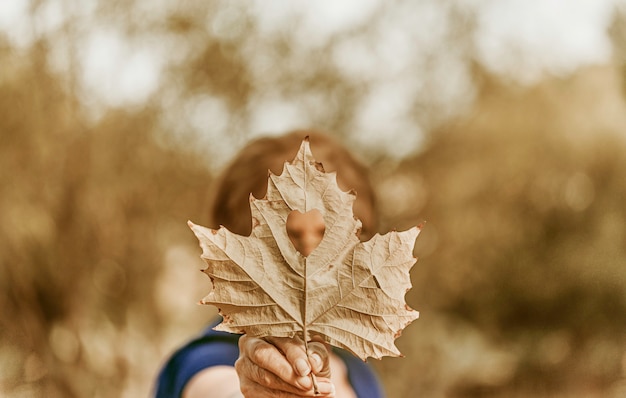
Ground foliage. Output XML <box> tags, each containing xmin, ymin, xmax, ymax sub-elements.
<box><xmin>372</xmin><ymin>69</ymin><xmax>626</xmax><ymax>397</ymax></box>
<box><xmin>0</xmin><ymin>43</ymin><xmax>212</xmax><ymax>397</ymax></box>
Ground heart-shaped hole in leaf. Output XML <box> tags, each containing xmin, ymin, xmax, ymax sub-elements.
<box><xmin>286</xmin><ymin>209</ymin><xmax>325</xmax><ymax>257</ymax></box>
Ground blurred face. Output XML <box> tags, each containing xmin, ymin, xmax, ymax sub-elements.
<box><xmin>285</xmin><ymin>201</ymin><xmax>374</xmax><ymax>257</ymax></box>
<box><xmin>286</xmin><ymin>209</ymin><xmax>326</xmax><ymax>257</ymax></box>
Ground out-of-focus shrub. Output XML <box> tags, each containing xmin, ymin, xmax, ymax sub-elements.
<box><xmin>372</xmin><ymin>67</ymin><xmax>626</xmax><ymax>397</ymax></box>
<box><xmin>0</xmin><ymin>43</ymin><xmax>213</xmax><ymax>397</ymax></box>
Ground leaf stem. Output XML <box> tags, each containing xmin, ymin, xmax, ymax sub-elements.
<box><xmin>302</xmin><ymin>255</ymin><xmax>319</xmax><ymax>395</ymax></box>
<box><xmin>303</xmin><ymin>338</ymin><xmax>319</xmax><ymax>395</ymax></box>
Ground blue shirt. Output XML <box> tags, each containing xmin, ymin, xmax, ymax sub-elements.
<box><xmin>154</xmin><ymin>319</ymin><xmax>385</xmax><ymax>397</ymax></box>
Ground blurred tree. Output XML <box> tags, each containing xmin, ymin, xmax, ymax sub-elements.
<box><xmin>80</xmin><ymin>0</ymin><xmax>482</xmax><ymax>166</ymax></box>
<box><xmin>0</xmin><ymin>39</ymin><xmax>212</xmax><ymax>397</ymax></box>
<box><xmin>609</xmin><ymin>4</ymin><xmax>626</xmax><ymax>96</ymax></box>
<box><xmin>372</xmin><ymin>66</ymin><xmax>626</xmax><ymax>397</ymax></box>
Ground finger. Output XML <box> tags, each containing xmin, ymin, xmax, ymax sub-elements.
<box><xmin>306</xmin><ymin>341</ymin><xmax>331</xmax><ymax>378</ymax></box>
<box><xmin>265</xmin><ymin>336</ymin><xmax>311</xmax><ymax>377</ymax></box>
<box><xmin>236</xmin><ymin>356</ymin><xmax>308</xmax><ymax>395</ymax></box>
<box><xmin>238</xmin><ymin>365</ymin><xmax>336</xmax><ymax>398</ymax></box>
<box><xmin>239</xmin><ymin>336</ymin><xmax>311</xmax><ymax>390</ymax></box>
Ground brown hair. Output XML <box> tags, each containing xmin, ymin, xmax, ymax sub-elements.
<box><xmin>208</xmin><ymin>130</ymin><xmax>377</xmax><ymax>238</ymax></box>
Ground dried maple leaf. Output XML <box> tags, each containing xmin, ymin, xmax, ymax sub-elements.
<box><xmin>188</xmin><ymin>138</ymin><xmax>420</xmax><ymax>360</ymax></box>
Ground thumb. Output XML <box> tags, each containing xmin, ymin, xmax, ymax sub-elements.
<box><xmin>307</xmin><ymin>341</ymin><xmax>331</xmax><ymax>378</ymax></box>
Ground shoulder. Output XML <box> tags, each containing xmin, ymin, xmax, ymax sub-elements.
<box><xmin>333</xmin><ymin>348</ymin><xmax>385</xmax><ymax>398</ymax></box>
<box><xmin>153</xmin><ymin>319</ymin><xmax>241</xmax><ymax>398</ymax></box>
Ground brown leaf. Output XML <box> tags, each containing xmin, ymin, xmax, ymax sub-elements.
<box><xmin>189</xmin><ymin>138</ymin><xmax>420</xmax><ymax>360</ymax></box>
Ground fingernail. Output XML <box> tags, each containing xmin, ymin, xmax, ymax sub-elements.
<box><xmin>296</xmin><ymin>375</ymin><xmax>312</xmax><ymax>389</ymax></box>
<box><xmin>295</xmin><ymin>358</ymin><xmax>310</xmax><ymax>376</ymax></box>
<box><xmin>316</xmin><ymin>381</ymin><xmax>335</xmax><ymax>395</ymax></box>
<box><xmin>310</xmin><ymin>353</ymin><xmax>322</xmax><ymax>370</ymax></box>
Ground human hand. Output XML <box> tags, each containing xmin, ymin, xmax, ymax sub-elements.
<box><xmin>235</xmin><ymin>334</ymin><xmax>335</xmax><ymax>397</ymax></box>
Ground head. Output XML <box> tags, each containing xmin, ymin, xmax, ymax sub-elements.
<box><xmin>208</xmin><ymin>130</ymin><xmax>377</xmax><ymax>256</ymax></box>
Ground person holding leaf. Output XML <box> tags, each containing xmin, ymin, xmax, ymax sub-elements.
<box><xmin>154</xmin><ymin>131</ymin><xmax>389</xmax><ymax>398</ymax></box>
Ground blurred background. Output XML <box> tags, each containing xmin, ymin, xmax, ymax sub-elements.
<box><xmin>1</xmin><ymin>1</ymin><xmax>626</xmax><ymax>397</ymax></box>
